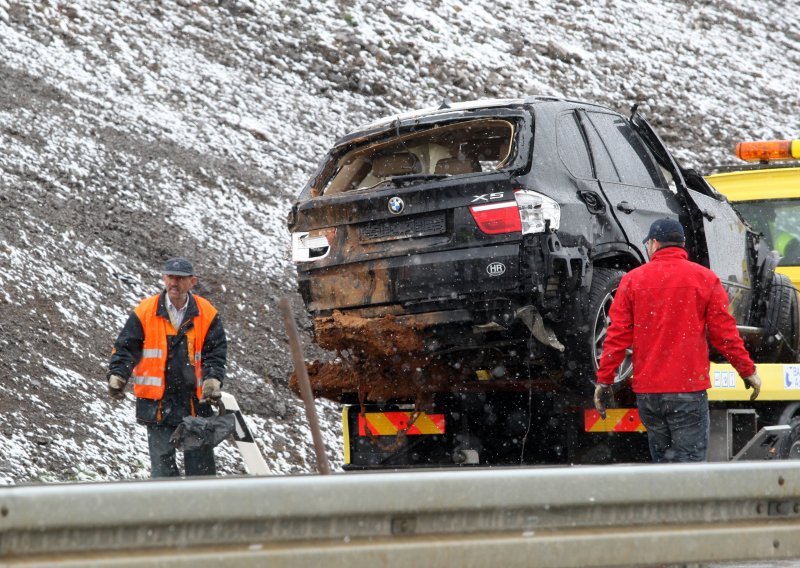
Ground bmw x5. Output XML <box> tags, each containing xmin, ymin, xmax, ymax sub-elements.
<box><xmin>288</xmin><ymin>97</ymin><xmax>797</xmax><ymax>400</ymax></box>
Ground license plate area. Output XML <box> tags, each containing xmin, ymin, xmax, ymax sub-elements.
<box><xmin>358</xmin><ymin>212</ymin><xmax>446</xmax><ymax>243</ymax></box>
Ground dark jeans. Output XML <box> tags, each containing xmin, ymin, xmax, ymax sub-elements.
<box><xmin>147</xmin><ymin>424</ymin><xmax>217</xmax><ymax>478</ymax></box>
<box><xmin>636</xmin><ymin>391</ymin><xmax>709</xmax><ymax>463</ymax></box>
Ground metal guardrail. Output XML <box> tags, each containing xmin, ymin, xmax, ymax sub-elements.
<box><xmin>2</xmin><ymin>462</ymin><xmax>800</xmax><ymax>567</ymax></box>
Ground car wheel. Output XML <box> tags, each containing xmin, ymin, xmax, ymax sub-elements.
<box><xmin>567</xmin><ymin>268</ymin><xmax>632</xmax><ymax>390</ymax></box>
<box><xmin>758</xmin><ymin>273</ymin><xmax>800</xmax><ymax>363</ymax></box>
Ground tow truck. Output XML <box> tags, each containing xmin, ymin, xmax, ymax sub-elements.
<box><xmin>340</xmin><ymin>139</ymin><xmax>800</xmax><ymax>468</ymax></box>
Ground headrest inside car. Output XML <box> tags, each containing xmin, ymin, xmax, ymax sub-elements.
<box><xmin>434</xmin><ymin>157</ymin><xmax>481</xmax><ymax>175</ymax></box>
<box><xmin>371</xmin><ymin>153</ymin><xmax>422</xmax><ymax>177</ymax></box>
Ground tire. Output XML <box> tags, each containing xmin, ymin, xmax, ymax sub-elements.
<box><xmin>566</xmin><ymin>268</ymin><xmax>632</xmax><ymax>391</ymax></box>
<box><xmin>778</xmin><ymin>403</ymin><xmax>800</xmax><ymax>427</ymax></box>
<box><xmin>777</xmin><ymin>418</ymin><xmax>800</xmax><ymax>459</ymax></box>
<box><xmin>758</xmin><ymin>273</ymin><xmax>800</xmax><ymax>363</ymax></box>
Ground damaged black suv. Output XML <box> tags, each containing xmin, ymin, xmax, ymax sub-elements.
<box><xmin>289</xmin><ymin>97</ymin><xmax>798</xmax><ymax>391</ymax></box>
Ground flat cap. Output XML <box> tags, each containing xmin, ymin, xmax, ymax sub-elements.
<box><xmin>163</xmin><ymin>257</ymin><xmax>194</xmax><ymax>276</ymax></box>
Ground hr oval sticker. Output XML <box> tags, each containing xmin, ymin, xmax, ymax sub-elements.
<box><xmin>487</xmin><ymin>262</ymin><xmax>506</xmax><ymax>277</ymax></box>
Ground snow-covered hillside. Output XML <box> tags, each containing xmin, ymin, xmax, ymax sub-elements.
<box><xmin>0</xmin><ymin>0</ymin><xmax>798</xmax><ymax>483</ymax></box>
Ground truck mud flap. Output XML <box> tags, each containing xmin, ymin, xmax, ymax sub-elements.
<box><xmin>343</xmin><ymin>406</ymin><xmax>450</xmax><ymax>468</ymax></box>
<box><xmin>358</xmin><ymin>411</ymin><xmax>446</xmax><ymax>436</ymax></box>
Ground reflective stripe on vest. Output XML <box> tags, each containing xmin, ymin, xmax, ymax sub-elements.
<box><xmin>194</xmin><ymin>352</ymin><xmax>203</xmax><ymax>391</ymax></box>
<box><xmin>130</xmin><ymin>294</ymin><xmax>218</xmax><ymax>401</ymax></box>
<box><xmin>133</xmin><ymin>375</ymin><xmax>162</xmax><ymax>387</ymax></box>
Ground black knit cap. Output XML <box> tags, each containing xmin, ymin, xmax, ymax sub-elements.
<box><xmin>643</xmin><ymin>218</ymin><xmax>685</xmax><ymax>244</ymax></box>
<box><xmin>162</xmin><ymin>257</ymin><xmax>194</xmax><ymax>276</ymax></box>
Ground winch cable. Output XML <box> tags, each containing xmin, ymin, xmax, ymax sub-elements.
<box><xmin>520</xmin><ymin>331</ymin><xmax>535</xmax><ymax>465</ymax></box>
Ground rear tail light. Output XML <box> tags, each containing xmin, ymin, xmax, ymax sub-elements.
<box><xmin>735</xmin><ymin>140</ymin><xmax>800</xmax><ymax>163</ymax></box>
<box><xmin>469</xmin><ymin>201</ymin><xmax>521</xmax><ymax>234</ymax></box>
<box><xmin>469</xmin><ymin>191</ymin><xmax>561</xmax><ymax>235</ymax></box>
<box><xmin>516</xmin><ymin>190</ymin><xmax>560</xmax><ymax>234</ymax></box>
<box><xmin>292</xmin><ymin>227</ymin><xmax>336</xmax><ymax>262</ymax></box>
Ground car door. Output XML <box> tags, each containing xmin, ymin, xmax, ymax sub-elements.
<box><xmin>629</xmin><ymin>113</ymin><xmax>754</xmax><ymax>321</ymax></box>
<box><xmin>577</xmin><ymin>110</ymin><xmax>684</xmax><ymax>259</ymax></box>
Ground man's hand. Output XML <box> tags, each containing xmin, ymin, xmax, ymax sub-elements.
<box><xmin>108</xmin><ymin>374</ymin><xmax>127</xmax><ymax>401</ymax></box>
<box><xmin>744</xmin><ymin>372</ymin><xmax>761</xmax><ymax>401</ymax></box>
<box><xmin>593</xmin><ymin>383</ymin><xmax>613</xmax><ymax>419</ymax></box>
<box><xmin>200</xmin><ymin>378</ymin><xmax>222</xmax><ymax>404</ymax></box>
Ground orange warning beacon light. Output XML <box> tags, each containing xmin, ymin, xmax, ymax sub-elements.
<box><xmin>735</xmin><ymin>139</ymin><xmax>800</xmax><ymax>163</ymax></box>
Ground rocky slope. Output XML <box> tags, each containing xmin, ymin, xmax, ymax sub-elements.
<box><xmin>0</xmin><ymin>0</ymin><xmax>798</xmax><ymax>483</ymax></box>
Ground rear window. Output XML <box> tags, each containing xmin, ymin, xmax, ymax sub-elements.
<box><xmin>318</xmin><ymin>119</ymin><xmax>516</xmax><ymax>196</ymax></box>
<box><xmin>733</xmin><ymin>199</ymin><xmax>800</xmax><ymax>266</ymax></box>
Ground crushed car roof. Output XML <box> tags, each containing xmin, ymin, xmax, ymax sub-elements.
<box><xmin>360</xmin><ymin>98</ymin><xmax>531</xmax><ymax>129</ymax></box>
<box><xmin>332</xmin><ymin>96</ymin><xmax>618</xmax><ymax>148</ymax></box>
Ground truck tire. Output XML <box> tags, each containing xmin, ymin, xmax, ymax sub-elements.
<box><xmin>567</xmin><ymin>268</ymin><xmax>632</xmax><ymax>391</ymax></box>
<box><xmin>778</xmin><ymin>403</ymin><xmax>800</xmax><ymax>427</ymax></box>
<box><xmin>758</xmin><ymin>273</ymin><xmax>800</xmax><ymax>363</ymax></box>
<box><xmin>777</xmin><ymin>418</ymin><xmax>800</xmax><ymax>459</ymax></box>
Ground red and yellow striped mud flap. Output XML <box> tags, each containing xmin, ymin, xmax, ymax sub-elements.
<box><xmin>584</xmin><ymin>409</ymin><xmax>646</xmax><ymax>432</ymax></box>
<box><xmin>358</xmin><ymin>412</ymin><xmax>446</xmax><ymax>436</ymax></box>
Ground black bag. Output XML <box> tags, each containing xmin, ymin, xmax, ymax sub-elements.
<box><xmin>169</xmin><ymin>404</ymin><xmax>236</xmax><ymax>451</ymax></box>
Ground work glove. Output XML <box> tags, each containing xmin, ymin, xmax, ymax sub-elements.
<box><xmin>200</xmin><ymin>378</ymin><xmax>222</xmax><ymax>404</ymax></box>
<box><xmin>743</xmin><ymin>372</ymin><xmax>761</xmax><ymax>401</ymax></box>
<box><xmin>108</xmin><ymin>374</ymin><xmax>127</xmax><ymax>401</ymax></box>
<box><xmin>593</xmin><ymin>383</ymin><xmax>613</xmax><ymax>420</ymax></box>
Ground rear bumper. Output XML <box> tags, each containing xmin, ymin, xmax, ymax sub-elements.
<box><xmin>299</xmin><ymin>243</ymin><xmax>523</xmax><ymax>313</ymax></box>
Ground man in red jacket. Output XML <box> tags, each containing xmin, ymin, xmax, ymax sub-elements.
<box><xmin>594</xmin><ymin>218</ymin><xmax>761</xmax><ymax>462</ymax></box>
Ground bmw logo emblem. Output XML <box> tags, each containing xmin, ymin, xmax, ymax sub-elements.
<box><xmin>388</xmin><ymin>196</ymin><xmax>405</xmax><ymax>215</ymax></box>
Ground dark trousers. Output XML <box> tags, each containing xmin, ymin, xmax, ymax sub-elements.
<box><xmin>146</xmin><ymin>424</ymin><xmax>217</xmax><ymax>478</ymax></box>
<box><xmin>636</xmin><ymin>391</ymin><xmax>710</xmax><ymax>463</ymax></box>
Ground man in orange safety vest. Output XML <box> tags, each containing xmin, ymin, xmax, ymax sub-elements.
<box><xmin>107</xmin><ymin>257</ymin><xmax>227</xmax><ymax>477</ymax></box>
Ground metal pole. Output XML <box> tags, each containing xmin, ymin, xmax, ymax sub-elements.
<box><xmin>279</xmin><ymin>296</ymin><xmax>331</xmax><ymax>475</ymax></box>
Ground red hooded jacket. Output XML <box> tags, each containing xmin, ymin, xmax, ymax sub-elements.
<box><xmin>596</xmin><ymin>247</ymin><xmax>756</xmax><ymax>393</ymax></box>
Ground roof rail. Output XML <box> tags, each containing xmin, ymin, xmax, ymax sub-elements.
<box><xmin>523</xmin><ymin>95</ymin><xmax>561</xmax><ymax>103</ymax></box>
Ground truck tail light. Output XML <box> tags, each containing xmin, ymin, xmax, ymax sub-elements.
<box><xmin>292</xmin><ymin>227</ymin><xmax>336</xmax><ymax>262</ymax></box>
<box><xmin>735</xmin><ymin>140</ymin><xmax>800</xmax><ymax>163</ymax></box>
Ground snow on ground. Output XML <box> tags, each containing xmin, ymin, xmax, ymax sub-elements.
<box><xmin>0</xmin><ymin>0</ymin><xmax>798</xmax><ymax>483</ymax></box>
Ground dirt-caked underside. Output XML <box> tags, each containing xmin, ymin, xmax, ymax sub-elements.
<box><xmin>314</xmin><ymin>310</ymin><xmax>428</xmax><ymax>357</ymax></box>
<box><xmin>291</xmin><ymin>311</ymin><xmax>471</xmax><ymax>403</ymax></box>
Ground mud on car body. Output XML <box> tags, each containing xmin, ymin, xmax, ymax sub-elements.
<box><xmin>288</xmin><ymin>97</ymin><xmax>791</xmax><ymax>400</ymax></box>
